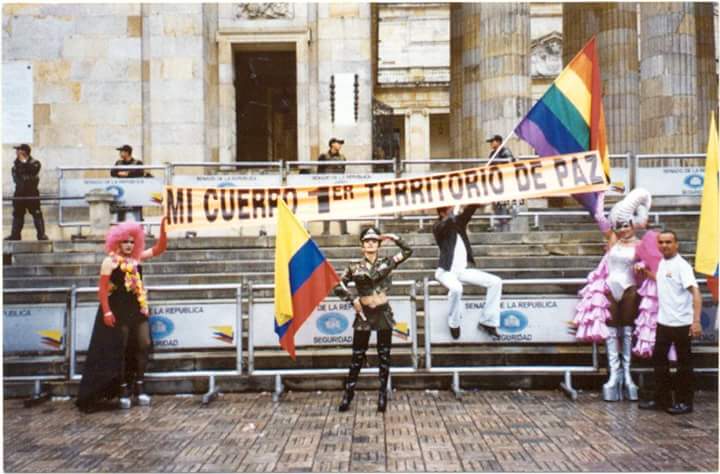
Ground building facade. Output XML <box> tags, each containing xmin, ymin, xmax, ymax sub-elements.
<box><xmin>2</xmin><ymin>2</ymin><xmax>718</xmax><ymax>237</ymax></box>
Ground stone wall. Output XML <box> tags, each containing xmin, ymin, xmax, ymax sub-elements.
<box><xmin>316</xmin><ymin>3</ymin><xmax>373</xmax><ymax>162</ymax></box>
<box><xmin>141</xmin><ymin>3</ymin><xmax>218</xmax><ymax>165</ymax></box>
<box><xmin>3</xmin><ymin>3</ymin><xmax>143</xmax><ymax>194</ymax></box>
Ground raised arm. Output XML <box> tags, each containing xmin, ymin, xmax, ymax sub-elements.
<box><xmin>383</xmin><ymin>233</ymin><xmax>412</xmax><ymax>267</ymax></box>
<box><xmin>141</xmin><ymin>217</ymin><xmax>167</xmax><ymax>260</ymax></box>
<box><xmin>457</xmin><ymin>204</ymin><xmax>480</xmax><ymax>227</ymax></box>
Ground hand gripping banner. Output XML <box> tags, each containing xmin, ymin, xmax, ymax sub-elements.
<box><xmin>163</xmin><ymin>151</ymin><xmax>608</xmax><ymax>231</ymax></box>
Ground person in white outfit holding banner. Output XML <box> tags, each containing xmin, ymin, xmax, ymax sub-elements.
<box><xmin>433</xmin><ymin>205</ymin><xmax>503</xmax><ymax>340</ymax></box>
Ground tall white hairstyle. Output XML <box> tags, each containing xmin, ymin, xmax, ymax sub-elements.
<box><xmin>608</xmin><ymin>188</ymin><xmax>652</xmax><ymax>228</ymax></box>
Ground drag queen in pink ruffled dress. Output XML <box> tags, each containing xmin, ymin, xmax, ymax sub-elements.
<box><xmin>572</xmin><ymin>188</ymin><xmax>662</xmax><ymax>401</ymax></box>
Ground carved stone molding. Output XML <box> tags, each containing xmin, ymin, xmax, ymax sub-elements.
<box><xmin>235</xmin><ymin>3</ymin><xmax>294</xmax><ymax>20</ymax></box>
<box><xmin>531</xmin><ymin>31</ymin><xmax>563</xmax><ymax>78</ymax></box>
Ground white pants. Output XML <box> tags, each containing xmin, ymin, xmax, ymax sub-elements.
<box><xmin>435</xmin><ymin>267</ymin><xmax>502</xmax><ymax>329</ymax></box>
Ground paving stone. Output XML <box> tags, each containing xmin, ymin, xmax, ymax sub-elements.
<box><xmin>3</xmin><ymin>391</ymin><xmax>717</xmax><ymax>472</ymax></box>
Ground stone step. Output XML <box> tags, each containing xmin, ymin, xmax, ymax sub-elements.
<box><xmin>0</xmin><ymin>271</ymin><xmax>592</xmax><ymax>293</ymax></box>
<box><xmin>3</xmin><ymin>226</ymin><xmax>699</xmax><ymax>255</ymax></box>
<box><xmin>3</xmin><ymin>251</ymin><xmax>701</xmax><ymax>279</ymax></box>
<box><xmin>5</xmin><ymin>237</ymin><xmax>699</xmax><ymax>267</ymax></box>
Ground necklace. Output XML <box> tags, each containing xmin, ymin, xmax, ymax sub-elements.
<box><xmin>110</xmin><ymin>253</ymin><xmax>149</xmax><ymax>316</ymax></box>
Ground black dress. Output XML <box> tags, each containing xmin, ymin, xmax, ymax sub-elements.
<box><xmin>76</xmin><ymin>265</ymin><xmax>152</xmax><ymax>411</ymax></box>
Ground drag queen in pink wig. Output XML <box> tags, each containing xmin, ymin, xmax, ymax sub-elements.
<box><xmin>77</xmin><ymin>219</ymin><xmax>167</xmax><ymax>412</ymax></box>
<box><xmin>572</xmin><ymin>188</ymin><xmax>662</xmax><ymax>402</ymax></box>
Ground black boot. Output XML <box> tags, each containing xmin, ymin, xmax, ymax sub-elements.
<box><xmin>5</xmin><ymin>210</ymin><xmax>23</xmax><ymax>240</ymax></box>
<box><xmin>377</xmin><ymin>344</ymin><xmax>391</xmax><ymax>413</ymax></box>
<box><xmin>32</xmin><ymin>210</ymin><xmax>48</xmax><ymax>240</ymax></box>
<box><xmin>339</xmin><ymin>349</ymin><xmax>366</xmax><ymax>412</ymax></box>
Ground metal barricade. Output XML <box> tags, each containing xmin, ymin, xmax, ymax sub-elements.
<box><xmin>285</xmin><ymin>160</ymin><xmax>397</xmax><ymax>187</ymax></box>
<box><xmin>169</xmin><ymin>161</ymin><xmax>284</xmax><ymax>188</ymax></box>
<box><xmin>57</xmin><ymin>165</ymin><xmax>168</xmax><ymax>231</ymax></box>
<box><xmin>634</xmin><ymin>153</ymin><xmax>705</xmax><ymax>196</ymax></box>
<box><xmin>247</xmin><ymin>280</ymin><xmax>418</xmax><ymax>402</ymax></box>
<box><xmin>3</xmin><ymin>287</ymin><xmax>72</xmax><ymax>405</ymax></box>
<box><xmin>401</xmin><ymin>209</ymin><xmax>699</xmax><ymax>231</ymax></box>
<box><xmin>423</xmin><ymin>277</ymin><xmax>598</xmax><ymax>401</ymax></box>
<box><xmin>69</xmin><ymin>283</ymin><xmax>244</xmax><ymax>405</ymax></box>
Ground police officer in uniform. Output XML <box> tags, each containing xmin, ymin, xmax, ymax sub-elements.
<box><xmin>6</xmin><ymin>144</ymin><xmax>48</xmax><ymax>241</ymax></box>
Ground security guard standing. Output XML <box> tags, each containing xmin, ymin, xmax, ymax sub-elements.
<box><xmin>6</xmin><ymin>144</ymin><xmax>48</xmax><ymax>241</ymax></box>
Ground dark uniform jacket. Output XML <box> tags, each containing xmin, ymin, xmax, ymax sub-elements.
<box><xmin>432</xmin><ymin>205</ymin><xmax>479</xmax><ymax>271</ymax></box>
<box><xmin>334</xmin><ymin>238</ymin><xmax>413</xmax><ymax>330</ymax></box>
<box><xmin>12</xmin><ymin>156</ymin><xmax>41</xmax><ymax>196</ymax></box>
<box><xmin>111</xmin><ymin>158</ymin><xmax>145</xmax><ymax>178</ymax></box>
<box><xmin>335</xmin><ymin>238</ymin><xmax>413</xmax><ymax>302</ymax></box>
<box><xmin>317</xmin><ymin>151</ymin><xmax>346</xmax><ymax>174</ymax></box>
<box><xmin>488</xmin><ymin>147</ymin><xmax>515</xmax><ymax>164</ymax></box>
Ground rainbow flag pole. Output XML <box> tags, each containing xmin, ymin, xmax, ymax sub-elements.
<box><xmin>491</xmin><ymin>36</ymin><xmax>612</xmax><ymax>230</ymax></box>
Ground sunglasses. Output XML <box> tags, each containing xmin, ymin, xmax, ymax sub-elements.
<box><xmin>121</xmin><ymin>239</ymin><xmax>135</xmax><ymax>244</ymax></box>
<box><xmin>613</xmin><ymin>222</ymin><xmax>631</xmax><ymax>231</ymax></box>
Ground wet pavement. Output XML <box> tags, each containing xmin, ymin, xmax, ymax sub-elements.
<box><xmin>4</xmin><ymin>390</ymin><xmax>718</xmax><ymax>472</ymax></box>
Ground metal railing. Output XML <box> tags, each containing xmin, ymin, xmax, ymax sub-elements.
<box><xmin>66</xmin><ymin>283</ymin><xmax>244</xmax><ymax>405</ymax></box>
<box><xmin>422</xmin><ymin>277</ymin><xmax>597</xmax><ymax>400</ymax></box>
<box><xmin>4</xmin><ymin>277</ymin><xmax>716</xmax><ymax>405</ymax></box>
<box><xmin>56</xmin><ymin>165</ymin><xmax>168</xmax><ymax>234</ymax></box>
<box><xmin>246</xmin><ymin>280</ymin><xmax>418</xmax><ymax>402</ymax></box>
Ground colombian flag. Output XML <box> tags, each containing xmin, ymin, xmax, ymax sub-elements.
<box><xmin>274</xmin><ymin>199</ymin><xmax>340</xmax><ymax>359</ymax></box>
<box><xmin>516</xmin><ymin>36</ymin><xmax>610</xmax><ymax>227</ymax></box>
<box><xmin>695</xmin><ymin>113</ymin><xmax>719</xmax><ymax>303</ymax></box>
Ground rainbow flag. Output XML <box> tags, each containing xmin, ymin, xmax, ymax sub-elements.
<box><xmin>695</xmin><ymin>113</ymin><xmax>719</xmax><ymax>303</ymax></box>
<box><xmin>516</xmin><ymin>36</ymin><xmax>610</xmax><ymax>228</ymax></box>
<box><xmin>274</xmin><ymin>199</ymin><xmax>340</xmax><ymax>359</ymax></box>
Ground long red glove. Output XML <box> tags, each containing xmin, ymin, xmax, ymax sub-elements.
<box><xmin>98</xmin><ymin>274</ymin><xmax>115</xmax><ymax>327</ymax></box>
<box><xmin>151</xmin><ymin>219</ymin><xmax>168</xmax><ymax>257</ymax></box>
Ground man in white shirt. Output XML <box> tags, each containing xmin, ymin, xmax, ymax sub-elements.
<box><xmin>432</xmin><ymin>205</ymin><xmax>503</xmax><ymax>340</ymax></box>
<box><xmin>639</xmin><ymin>230</ymin><xmax>702</xmax><ymax>414</ymax></box>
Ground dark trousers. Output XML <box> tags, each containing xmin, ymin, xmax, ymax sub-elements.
<box><xmin>653</xmin><ymin>323</ymin><xmax>694</xmax><ymax>406</ymax></box>
<box><xmin>345</xmin><ymin>328</ymin><xmax>392</xmax><ymax>392</ymax></box>
<box><xmin>117</xmin><ymin>207</ymin><xmax>143</xmax><ymax>222</ymax></box>
<box><xmin>10</xmin><ymin>197</ymin><xmax>46</xmax><ymax>239</ymax></box>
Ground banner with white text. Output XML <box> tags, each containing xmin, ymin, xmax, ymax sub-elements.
<box><xmin>163</xmin><ymin>151</ymin><xmax>608</xmax><ymax>230</ymax></box>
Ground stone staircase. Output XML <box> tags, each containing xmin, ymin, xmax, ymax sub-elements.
<box><xmin>4</xmin><ymin>202</ymin><xmax>716</xmax><ymax>396</ymax></box>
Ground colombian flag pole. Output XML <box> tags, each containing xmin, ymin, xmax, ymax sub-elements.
<box><xmin>695</xmin><ymin>113</ymin><xmax>719</xmax><ymax>304</ymax></box>
<box><xmin>274</xmin><ymin>199</ymin><xmax>340</xmax><ymax>359</ymax></box>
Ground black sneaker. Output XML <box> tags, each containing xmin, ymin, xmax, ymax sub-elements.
<box><xmin>639</xmin><ymin>400</ymin><xmax>663</xmax><ymax>411</ymax></box>
<box><xmin>450</xmin><ymin>326</ymin><xmax>461</xmax><ymax>340</ymax></box>
<box><xmin>478</xmin><ymin>323</ymin><xmax>499</xmax><ymax>338</ymax></box>
<box><xmin>666</xmin><ymin>403</ymin><xmax>693</xmax><ymax>415</ymax></box>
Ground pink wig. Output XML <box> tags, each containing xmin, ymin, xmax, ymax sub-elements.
<box><xmin>105</xmin><ymin>222</ymin><xmax>145</xmax><ymax>260</ymax></box>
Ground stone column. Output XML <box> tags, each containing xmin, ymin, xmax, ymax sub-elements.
<box><xmin>404</xmin><ymin>109</ymin><xmax>430</xmax><ymax>172</ymax></box>
<box><xmin>142</xmin><ymin>4</ymin><xmax>217</xmax><ymax>164</ymax></box>
<box><xmin>449</xmin><ymin>3</ymin><xmax>463</xmax><ymax>158</ymax></box>
<box><xmin>695</xmin><ymin>2</ymin><xmax>717</xmax><ymax>151</ymax></box>
<box><xmin>478</xmin><ymin>3</ymin><xmax>532</xmax><ymax>156</ymax></box>
<box><xmin>85</xmin><ymin>189</ymin><xmax>115</xmax><ymax>237</ymax></box>
<box><xmin>640</xmin><ymin>2</ymin><xmax>698</xmax><ymax>153</ymax></box>
<box><xmin>562</xmin><ymin>4</ymin><xmax>599</xmax><ymax>66</ymax></box>
<box><xmin>316</xmin><ymin>3</ymin><xmax>373</xmax><ymax>164</ymax></box>
<box><xmin>563</xmin><ymin>3</ymin><xmax>640</xmax><ymax>154</ymax></box>
<box><xmin>460</xmin><ymin>3</ymin><xmax>481</xmax><ymax>158</ymax></box>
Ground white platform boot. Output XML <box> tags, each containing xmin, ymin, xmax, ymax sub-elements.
<box><xmin>621</xmin><ymin>326</ymin><xmax>639</xmax><ymax>401</ymax></box>
<box><xmin>602</xmin><ymin>327</ymin><xmax>622</xmax><ymax>401</ymax></box>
